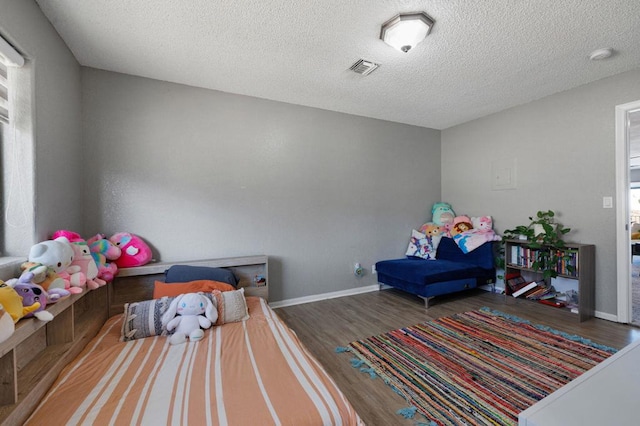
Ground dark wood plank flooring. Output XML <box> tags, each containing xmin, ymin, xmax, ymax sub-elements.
<box><xmin>275</xmin><ymin>289</ymin><xmax>640</xmax><ymax>426</ymax></box>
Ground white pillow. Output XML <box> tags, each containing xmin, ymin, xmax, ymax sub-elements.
<box><xmin>405</xmin><ymin>229</ymin><xmax>440</xmax><ymax>260</ymax></box>
<box><xmin>211</xmin><ymin>288</ymin><xmax>250</xmax><ymax>325</ymax></box>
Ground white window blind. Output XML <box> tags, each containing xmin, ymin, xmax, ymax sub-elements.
<box><xmin>0</xmin><ymin>35</ymin><xmax>25</xmax><ymax>124</ymax></box>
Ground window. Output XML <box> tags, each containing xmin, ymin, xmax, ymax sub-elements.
<box><xmin>0</xmin><ymin>56</ymin><xmax>9</xmax><ymax>123</ymax></box>
<box><xmin>0</xmin><ymin>35</ymin><xmax>24</xmax><ymax>124</ymax></box>
<box><xmin>0</xmin><ymin>34</ymin><xmax>26</xmax><ymax>259</ymax></box>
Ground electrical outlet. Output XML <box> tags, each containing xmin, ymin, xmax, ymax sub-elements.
<box><xmin>371</xmin><ymin>264</ymin><xmax>376</xmax><ymax>274</ymax></box>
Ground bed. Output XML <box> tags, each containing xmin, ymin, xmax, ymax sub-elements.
<box><xmin>2</xmin><ymin>257</ymin><xmax>363</xmax><ymax>425</ymax></box>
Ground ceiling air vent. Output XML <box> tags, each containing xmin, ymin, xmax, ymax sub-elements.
<box><xmin>349</xmin><ymin>59</ymin><xmax>380</xmax><ymax>76</ymax></box>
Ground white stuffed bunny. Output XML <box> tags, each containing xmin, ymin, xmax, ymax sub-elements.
<box><xmin>161</xmin><ymin>293</ymin><xmax>217</xmax><ymax>345</ymax></box>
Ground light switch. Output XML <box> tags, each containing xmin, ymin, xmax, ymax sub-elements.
<box><xmin>603</xmin><ymin>196</ymin><xmax>613</xmax><ymax>208</ymax></box>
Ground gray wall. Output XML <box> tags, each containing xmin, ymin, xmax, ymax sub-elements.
<box><xmin>0</xmin><ymin>0</ymin><xmax>82</xmax><ymax>256</ymax></box>
<box><xmin>82</xmin><ymin>68</ymin><xmax>441</xmax><ymax>302</ymax></box>
<box><xmin>442</xmin><ymin>68</ymin><xmax>640</xmax><ymax>317</ymax></box>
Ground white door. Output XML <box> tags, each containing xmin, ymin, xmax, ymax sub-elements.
<box><xmin>615</xmin><ymin>100</ymin><xmax>640</xmax><ymax>324</ymax></box>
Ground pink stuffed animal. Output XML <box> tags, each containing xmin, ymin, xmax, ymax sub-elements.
<box><xmin>51</xmin><ymin>229</ymin><xmax>83</xmax><ymax>242</ymax></box>
<box><xmin>68</xmin><ymin>240</ymin><xmax>106</xmax><ymax>290</ymax></box>
<box><xmin>52</xmin><ymin>231</ymin><xmax>108</xmax><ymax>289</ymax></box>
<box><xmin>450</xmin><ymin>215</ymin><xmax>473</xmax><ymax>237</ymax></box>
<box><xmin>87</xmin><ymin>234</ymin><xmax>121</xmax><ymax>282</ymax></box>
<box><xmin>109</xmin><ymin>233</ymin><xmax>152</xmax><ymax>268</ymax></box>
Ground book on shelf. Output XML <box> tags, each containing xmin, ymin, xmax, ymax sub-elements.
<box><xmin>508</xmin><ymin>242</ymin><xmax>580</xmax><ymax>278</ymax></box>
<box><xmin>505</xmin><ymin>273</ymin><xmax>527</xmax><ymax>294</ymax></box>
<box><xmin>512</xmin><ymin>281</ymin><xmax>539</xmax><ymax>298</ymax></box>
<box><xmin>539</xmin><ymin>299</ymin><xmax>566</xmax><ymax>308</ymax></box>
<box><xmin>524</xmin><ymin>285</ymin><xmax>547</xmax><ymax>299</ymax></box>
<box><xmin>525</xmin><ymin>283</ymin><xmax>555</xmax><ymax>300</ymax></box>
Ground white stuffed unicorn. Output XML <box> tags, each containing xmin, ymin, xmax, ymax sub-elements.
<box><xmin>161</xmin><ymin>293</ymin><xmax>217</xmax><ymax>345</ymax></box>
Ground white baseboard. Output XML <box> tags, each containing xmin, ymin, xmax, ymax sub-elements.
<box><xmin>594</xmin><ymin>310</ymin><xmax>618</xmax><ymax>322</ymax></box>
<box><xmin>269</xmin><ymin>283</ymin><xmax>624</xmax><ymax>324</ymax></box>
<box><xmin>269</xmin><ymin>284</ymin><xmax>380</xmax><ymax>309</ymax></box>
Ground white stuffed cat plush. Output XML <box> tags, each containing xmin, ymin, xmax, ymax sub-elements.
<box><xmin>161</xmin><ymin>293</ymin><xmax>217</xmax><ymax>345</ymax></box>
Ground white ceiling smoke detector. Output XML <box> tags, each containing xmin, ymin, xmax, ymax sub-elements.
<box><xmin>589</xmin><ymin>48</ymin><xmax>614</xmax><ymax>61</ymax></box>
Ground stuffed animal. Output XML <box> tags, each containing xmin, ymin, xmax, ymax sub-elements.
<box><xmin>87</xmin><ymin>234</ymin><xmax>121</xmax><ymax>282</ymax></box>
<box><xmin>29</xmin><ymin>239</ymin><xmax>84</xmax><ymax>294</ymax></box>
<box><xmin>20</xmin><ymin>261</ymin><xmax>66</xmax><ymax>293</ymax></box>
<box><xmin>0</xmin><ymin>303</ymin><xmax>15</xmax><ymax>344</ymax></box>
<box><xmin>19</xmin><ymin>263</ymin><xmax>71</xmax><ymax>303</ymax></box>
<box><xmin>472</xmin><ymin>216</ymin><xmax>494</xmax><ymax>232</ymax></box>
<box><xmin>432</xmin><ymin>202</ymin><xmax>456</xmax><ymax>236</ymax></box>
<box><xmin>51</xmin><ymin>229</ymin><xmax>83</xmax><ymax>242</ymax></box>
<box><xmin>418</xmin><ymin>222</ymin><xmax>444</xmax><ymax>237</ymax></box>
<box><xmin>8</xmin><ymin>273</ymin><xmax>54</xmax><ymax>322</ymax></box>
<box><xmin>109</xmin><ymin>232</ymin><xmax>152</xmax><ymax>268</ymax></box>
<box><xmin>450</xmin><ymin>215</ymin><xmax>473</xmax><ymax>237</ymax></box>
<box><xmin>0</xmin><ymin>280</ymin><xmax>41</xmax><ymax>323</ymax></box>
<box><xmin>161</xmin><ymin>293</ymin><xmax>217</xmax><ymax>345</ymax></box>
<box><xmin>67</xmin><ymin>239</ymin><xmax>106</xmax><ymax>290</ymax></box>
<box><xmin>432</xmin><ymin>202</ymin><xmax>455</xmax><ymax>227</ymax></box>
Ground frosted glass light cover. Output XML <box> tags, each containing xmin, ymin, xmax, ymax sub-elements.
<box><xmin>381</xmin><ymin>12</ymin><xmax>434</xmax><ymax>53</ymax></box>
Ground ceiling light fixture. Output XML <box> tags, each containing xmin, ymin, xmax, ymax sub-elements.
<box><xmin>380</xmin><ymin>12</ymin><xmax>435</xmax><ymax>53</ymax></box>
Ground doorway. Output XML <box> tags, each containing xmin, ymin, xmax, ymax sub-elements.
<box><xmin>615</xmin><ymin>100</ymin><xmax>640</xmax><ymax>325</ymax></box>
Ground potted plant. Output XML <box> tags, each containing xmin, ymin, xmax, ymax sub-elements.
<box><xmin>500</xmin><ymin>210</ymin><xmax>572</xmax><ymax>282</ymax></box>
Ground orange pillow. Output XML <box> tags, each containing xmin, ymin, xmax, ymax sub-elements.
<box><xmin>153</xmin><ymin>280</ymin><xmax>235</xmax><ymax>298</ymax></box>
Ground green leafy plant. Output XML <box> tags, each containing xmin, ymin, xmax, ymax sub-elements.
<box><xmin>499</xmin><ymin>210</ymin><xmax>572</xmax><ymax>281</ymax></box>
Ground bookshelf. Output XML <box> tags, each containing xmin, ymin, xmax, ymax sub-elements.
<box><xmin>504</xmin><ymin>239</ymin><xmax>595</xmax><ymax>322</ymax></box>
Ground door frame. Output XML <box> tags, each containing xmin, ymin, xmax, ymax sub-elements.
<box><xmin>615</xmin><ymin>99</ymin><xmax>640</xmax><ymax>324</ymax></box>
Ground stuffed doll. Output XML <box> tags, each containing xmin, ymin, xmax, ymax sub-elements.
<box><xmin>51</xmin><ymin>229</ymin><xmax>83</xmax><ymax>242</ymax></box>
<box><xmin>7</xmin><ymin>273</ymin><xmax>54</xmax><ymax>322</ymax></box>
<box><xmin>432</xmin><ymin>202</ymin><xmax>455</xmax><ymax>227</ymax></box>
<box><xmin>87</xmin><ymin>234</ymin><xmax>121</xmax><ymax>282</ymax></box>
<box><xmin>431</xmin><ymin>202</ymin><xmax>456</xmax><ymax>236</ymax></box>
<box><xmin>20</xmin><ymin>261</ymin><xmax>67</xmax><ymax>294</ymax></box>
<box><xmin>18</xmin><ymin>263</ymin><xmax>71</xmax><ymax>303</ymax></box>
<box><xmin>418</xmin><ymin>222</ymin><xmax>444</xmax><ymax>237</ymax></box>
<box><xmin>450</xmin><ymin>215</ymin><xmax>473</xmax><ymax>237</ymax></box>
<box><xmin>29</xmin><ymin>239</ymin><xmax>85</xmax><ymax>294</ymax></box>
<box><xmin>66</xmin><ymin>239</ymin><xmax>106</xmax><ymax>290</ymax></box>
<box><xmin>109</xmin><ymin>232</ymin><xmax>152</xmax><ymax>268</ymax></box>
<box><xmin>161</xmin><ymin>293</ymin><xmax>217</xmax><ymax>345</ymax></box>
<box><xmin>0</xmin><ymin>280</ymin><xmax>41</xmax><ymax>323</ymax></box>
<box><xmin>472</xmin><ymin>216</ymin><xmax>494</xmax><ymax>232</ymax></box>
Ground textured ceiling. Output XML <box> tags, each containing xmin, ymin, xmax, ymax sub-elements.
<box><xmin>35</xmin><ymin>0</ymin><xmax>640</xmax><ymax>130</ymax></box>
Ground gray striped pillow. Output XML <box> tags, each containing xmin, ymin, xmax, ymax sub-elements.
<box><xmin>121</xmin><ymin>296</ymin><xmax>174</xmax><ymax>341</ymax></box>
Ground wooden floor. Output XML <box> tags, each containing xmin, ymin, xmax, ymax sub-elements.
<box><xmin>274</xmin><ymin>288</ymin><xmax>640</xmax><ymax>426</ymax></box>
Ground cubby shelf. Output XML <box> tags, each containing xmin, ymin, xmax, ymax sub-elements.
<box><xmin>504</xmin><ymin>239</ymin><xmax>595</xmax><ymax>322</ymax></box>
<box><xmin>0</xmin><ymin>285</ymin><xmax>109</xmax><ymax>425</ymax></box>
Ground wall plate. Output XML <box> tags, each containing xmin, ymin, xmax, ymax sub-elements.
<box><xmin>491</xmin><ymin>158</ymin><xmax>517</xmax><ymax>190</ymax></box>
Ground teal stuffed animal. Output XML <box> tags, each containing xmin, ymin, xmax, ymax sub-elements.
<box><xmin>432</xmin><ymin>202</ymin><xmax>455</xmax><ymax>226</ymax></box>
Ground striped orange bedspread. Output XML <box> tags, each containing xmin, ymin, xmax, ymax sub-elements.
<box><xmin>26</xmin><ymin>297</ymin><xmax>363</xmax><ymax>426</ymax></box>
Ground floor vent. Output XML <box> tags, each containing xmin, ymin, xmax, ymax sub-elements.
<box><xmin>349</xmin><ymin>59</ymin><xmax>380</xmax><ymax>76</ymax></box>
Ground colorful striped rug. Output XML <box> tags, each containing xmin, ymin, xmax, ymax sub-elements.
<box><xmin>340</xmin><ymin>307</ymin><xmax>616</xmax><ymax>425</ymax></box>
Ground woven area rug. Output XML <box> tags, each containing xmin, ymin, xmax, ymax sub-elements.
<box><xmin>339</xmin><ymin>308</ymin><xmax>616</xmax><ymax>426</ymax></box>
